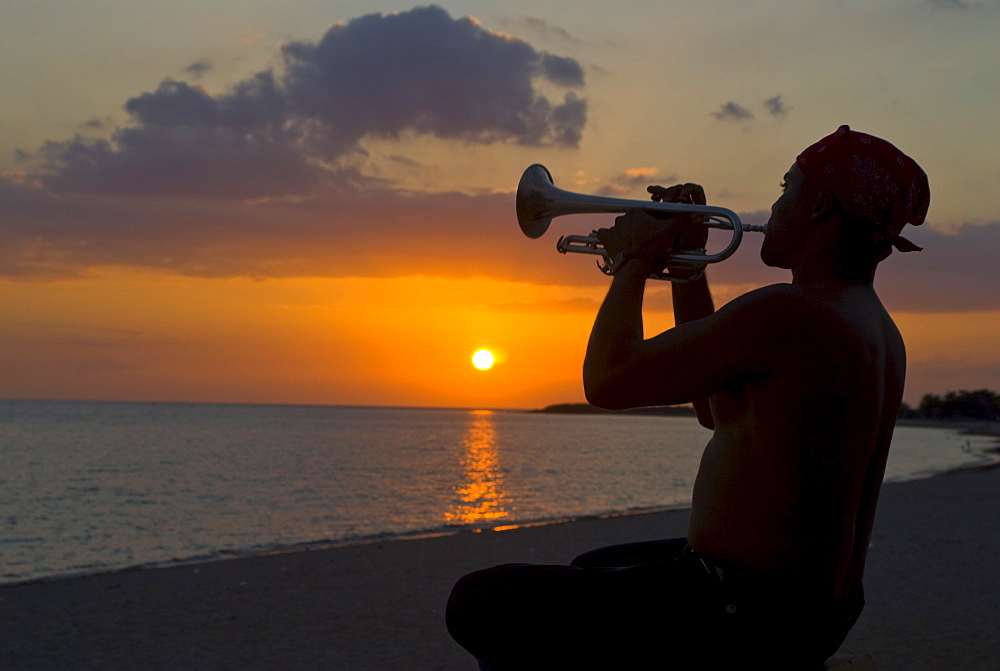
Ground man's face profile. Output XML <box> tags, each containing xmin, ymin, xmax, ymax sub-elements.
<box><xmin>761</xmin><ymin>163</ymin><xmax>814</xmax><ymax>269</ymax></box>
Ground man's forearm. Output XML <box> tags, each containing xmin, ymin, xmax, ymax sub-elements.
<box><xmin>672</xmin><ymin>272</ymin><xmax>714</xmax><ymax>324</ymax></box>
<box><xmin>672</xmin><ymin>273</ymin><xmax>716</xmax><ymax>428</ymax></box>
<box><xmin>583</xmin><ymin>259</ymin><xmax>651</xmax><ymax>408</ymax></box>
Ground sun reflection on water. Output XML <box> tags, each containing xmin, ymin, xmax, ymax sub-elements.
<box><xmin>444</xmin><ymin>409</ymin><xmax>513</xmax><ymax>527</ymax></box>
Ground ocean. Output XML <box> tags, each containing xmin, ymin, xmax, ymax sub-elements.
<box><xmin>1</xmin><ymin>400</ymin><xmax>995</xmax><ymax>585</ymax></box>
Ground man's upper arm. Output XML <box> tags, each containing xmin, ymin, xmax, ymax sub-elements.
<box><xmin>588</xmin><ymin>285</ymin><xmax>795</xmax><ymax>409</ymax></box>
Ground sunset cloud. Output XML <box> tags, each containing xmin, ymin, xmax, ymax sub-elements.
<box><xmin>712</xmin><ymin>101</ymin><xmax>753</xmax><ymax>122</ymax></box>
<box><xmin>26</xmin><ymin>5</ymin><xmax>586</xmax><ymax>200</ymax></box>
<box><xmin>183</xmin><ymin>59</ymin><xmax>213</xmax><ymax>79</ymax></box>
<box><xmin>4</xmin><ymin>163</ymin><xmax>998</xmax><ymax>314</ymax></box>
<box><xmin>763</xmin><ymin>95</ymin><xmax>790</xmax><ymax>118</ymax></box>
<box><xmin>497</xmin><ymin>16</ymin><xmax>587</xmax><ymax>45</ymax></box>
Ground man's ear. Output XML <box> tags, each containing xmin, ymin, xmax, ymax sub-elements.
<box><xmin>810</xmin><ymin>192</ymin><xmax>837</xmax><ymax>221</ymax></box>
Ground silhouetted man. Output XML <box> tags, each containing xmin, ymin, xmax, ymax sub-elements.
<box><xmin>447</xmin><ymin>126</ymin><xmax>930</xmax><ymax>669</ymax></box>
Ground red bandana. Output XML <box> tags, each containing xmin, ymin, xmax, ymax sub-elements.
<box><xmin>796</xmin><ymin>125</ymin><xmax>930</xmax><ymax>259</ymax></box>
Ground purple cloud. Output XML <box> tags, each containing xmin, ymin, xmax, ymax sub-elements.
<box><xmin>763</xmin><ymin>95</ymin><xmax>790</xmax><ymax>118</ymax></box>
<box><xmin>4</xmin><ymin>166</ymin><xmax>998</xmax><ymax>314</ymax></box>
<box><xmin>183</xmin><ymin>58</ymin><xmax>213</xmax><ymax>79</ymax></box>
<box><xmin>30</xmin><ymin>6</ymin><xmax>586</xmax><ymax>200</ymax></box>
<box><xmin>712</xmin><ymin>102</ymin><xmax>753</xmax><ymax>122</ymax></box>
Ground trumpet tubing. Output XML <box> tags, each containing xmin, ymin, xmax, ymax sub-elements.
<box><xmin>516</xmin><ymin>164</ymin><xmax>766</xmax><ymax>281</ymax></box>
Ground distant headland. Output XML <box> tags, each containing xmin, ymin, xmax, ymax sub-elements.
<box><xmin>531</xmin><ymin>403</ymin><xmax>697</xmax><ymax>417</ymax></box>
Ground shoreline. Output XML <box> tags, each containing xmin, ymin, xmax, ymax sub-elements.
<box><xmin>3</xmin><ymin>457</ymin><xmax>1000</xmax><ymax>669</ymax></box>
<box><xmin>1</xmin><ymin>502</ymin><xmax>701</xmax><ymax>590</ymax></box>
<box><xmin>894</xmin><ymin>416</ymin><xmax>1000</xmax><ymax>438</ymax></box>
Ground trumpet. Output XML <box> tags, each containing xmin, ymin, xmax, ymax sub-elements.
<box><xmin>516</xmin><ymin>164</ymin><xmax>766</xmax><ymax>281</ymax></box>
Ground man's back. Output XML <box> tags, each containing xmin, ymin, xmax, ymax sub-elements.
<box><xmin>688</xmin><ymin>281</ymin><xmax>906</xmax><ymax>604</ymax></box>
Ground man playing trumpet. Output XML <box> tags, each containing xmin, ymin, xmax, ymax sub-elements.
<box><xmin>448</xmin><ymin>126</ymin><xmax>930</xmax><ymax>669</ymax></box>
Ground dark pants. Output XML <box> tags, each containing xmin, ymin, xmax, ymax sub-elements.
<box><xmin>446</xmin><ymin>538</ymin><xmax>863</xmax><ymax>670</ymax></box>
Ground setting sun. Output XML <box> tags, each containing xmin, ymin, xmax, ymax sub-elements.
<box><xmin>472</xmin><ymin>350</ymin><xmax>495</xmax><ymax>371</ymax></box>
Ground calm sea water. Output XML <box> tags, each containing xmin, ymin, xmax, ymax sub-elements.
<box><xmin>1</xmin><ymin>400</ymin><xmax>995</xmax><ymax>584</ymax></box>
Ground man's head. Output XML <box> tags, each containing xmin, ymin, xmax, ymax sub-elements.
<box><xmin>762</xmin><ymin>125</ymin><xmax>930</xmax><ymax>269</ymax></box>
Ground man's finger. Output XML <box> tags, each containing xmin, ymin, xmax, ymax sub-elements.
<box><xmin>647</xmin><ymin>184</ymin><xmax>684</xmax><ymax>202</ymax></box>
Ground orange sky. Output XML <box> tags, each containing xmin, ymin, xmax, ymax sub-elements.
<box><xmin>1</xmin><ymin>273</ymin><xmax>594</xmax><ymax>408</ymax></box>
<box><xmin>3</xmin><ymin>270</ymin><xmax>997</xmax><ymax>409</ymax></box>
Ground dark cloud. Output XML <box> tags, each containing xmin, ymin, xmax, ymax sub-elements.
<box><xmin>546</xmin><ymin>92</ymin><xmax>587</xmax><ymax>145</ymax></box>
<box><xmin>930</xmin><ymin>0</ymin><xmax>970</xmax><ymax>8</ymax></box>
<box><xmin>385</xmin><ymin>154</ymin><xmax>422</xmax><ymax>168</ymax></box>
<box><xmin>124</xmin><ymin>79</ymin><xmax>234</xmax><ymax>127</ymax></box>
<box><xmin>278</xmin><ymin>6</ymin><xmax>584</xmax><ymax>146</ymax></box>
<box><xmin>37</xmin><ymin>123</ymin><xmax>332</xmax><ymax>199</ymax></box>
<box><xmin>539</xmin><ymin>53</ymin><xmax>585</xmax><ymax>87</ymax></box>
<box><xmin>505</xmin><ymin>16</ymin><xmax>584</xmax><ymax>45</ymax></box>
<box><xmin>184</xmin><ymin>58</ymin><xmax>213</xmax><ymax>78</ymax></box>
<box><xmin>763</xmin><ymin>95</ymin><xmax>790</xmax><ymax>117</ymax></box>
<box><xmin>712</xmin><ymin>102</ymin><xmax>753</xmax><ymax>122</ymax></box>
<box><xmin>28</xmin><ymin>5</ymin><xmax>586</xmax><ymax>200</ymax></box>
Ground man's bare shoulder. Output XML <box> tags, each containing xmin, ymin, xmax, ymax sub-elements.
<box><xmin>714</xmin><ymin>282</ymin><xmax>878</xmax><ymax>332</ymax></box>
<box><xmin>704</xmin><ymin>282</ymin><xmax>886</xmax><ymax>384</ymax></box>
<box><xmin>718</xmin><ymin>282</ymin><xmax>814</xmax><ymax>310</ymax></box>
<box><xmin>709</xmin><ymin>282</ymin><xmax>821</xmax><ymax>333</ymax></box>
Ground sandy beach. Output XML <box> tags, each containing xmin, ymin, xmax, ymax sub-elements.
<box><xmin>3</xmin><ymin>457</ymin><xmax>999</xmax><ymax>670</ymax></box>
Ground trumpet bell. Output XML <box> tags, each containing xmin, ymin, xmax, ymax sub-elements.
<box><xmin>516</xmin><ymin>164</ymin><xmax>559</xmax><ymax>239</ymax></box>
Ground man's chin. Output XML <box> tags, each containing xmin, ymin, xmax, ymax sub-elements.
<box><xmin>759</xmin><ymin>253</ymin><xmax>791</xmax><ymax>270</ymax></box>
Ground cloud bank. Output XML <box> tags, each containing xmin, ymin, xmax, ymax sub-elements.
<box><xmin>25</xmin><ymin>5</ymin><xmax>586</xmax><ymax>200</ymax></box>
<box><xmin>4</xmin><ymin>164</ymin><xmax>998</xmax><ymax>313</ymax></box>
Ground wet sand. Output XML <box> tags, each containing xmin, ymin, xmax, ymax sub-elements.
<box><xmin>2</xmin><ymin>460</ymin><xmax>999</xmax><ymax>670</ymax></box>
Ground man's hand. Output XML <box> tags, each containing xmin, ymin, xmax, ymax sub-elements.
<box><xmin>648</xmin><ymin>182</ymin><xmax>709</xmax><ymax>252</ymax></box>
<box><xmin>595</xmin><ymin>210</ymin><xmax>686</xmax><ymax>267</ymax></box>
<box><xmin>594</xmin><ymin>182</ymin><xmax>709</xmax><ymax>271</ymax></box>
